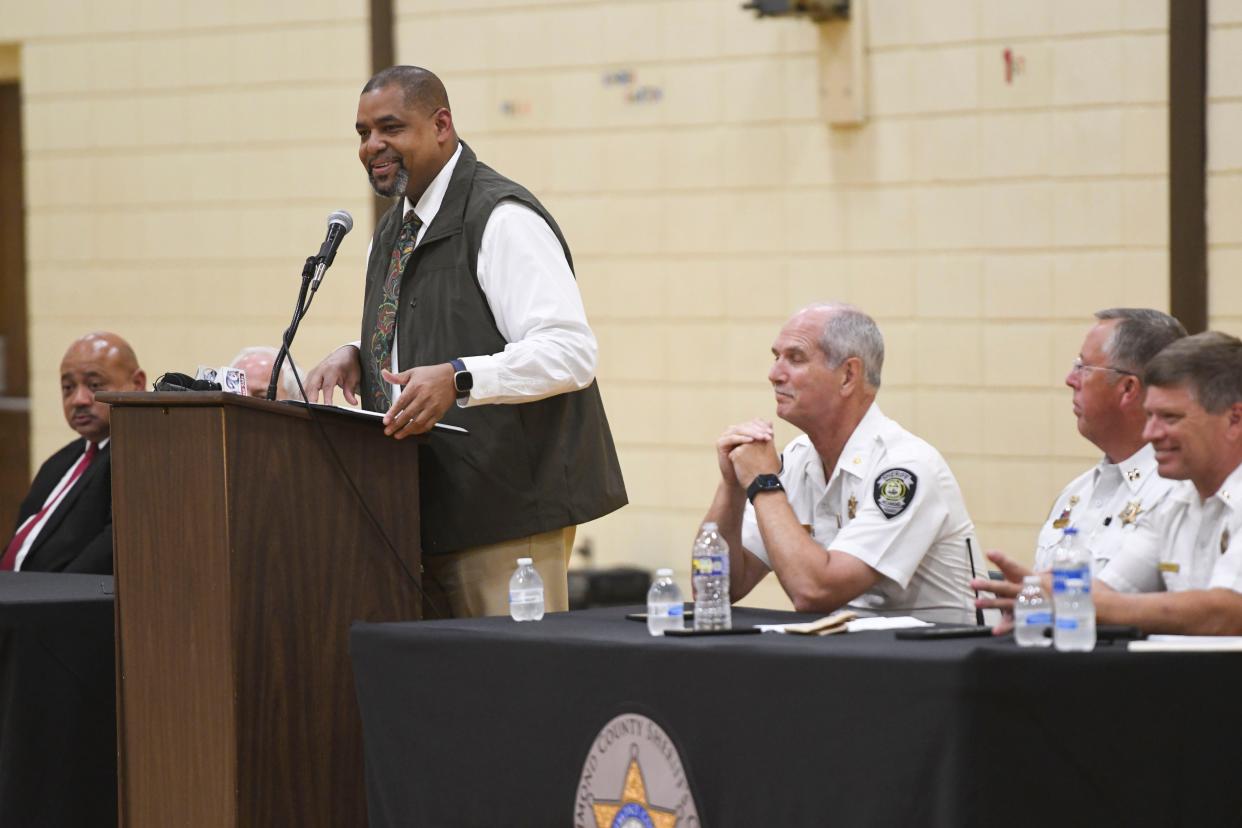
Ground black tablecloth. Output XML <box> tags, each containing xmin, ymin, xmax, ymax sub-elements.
<box><xmin>352</xmin><ymin>606</ymin><xmax>1242</xmax><ymax>828</ymax></box>
<box><xmin>0</xmin><ymin>572</ymin><xmax>117</xmax><ymax>827</ymax></box>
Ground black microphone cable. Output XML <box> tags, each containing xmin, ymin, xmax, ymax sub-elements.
<box><xmin>281</xmin><ymin>284</ymin><xmax>446</xmax><ymax>620</ymax></box>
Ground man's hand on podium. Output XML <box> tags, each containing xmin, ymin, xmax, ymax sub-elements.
<box><xmin>305</xmin><ymin>345</ymin><xmax>363</xmax><ymax>406</ymax></box>
<box><xmin>382</xmin><ymin>363</ymin><xmax>455</xmax><ymax>439</ymax></box>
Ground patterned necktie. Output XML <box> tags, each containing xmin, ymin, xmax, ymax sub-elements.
<box><xmin>2</xmin><ymin>442</ymin><xmax>99</xmax><ymax>571</ymax></box>
<box><xmin>368</xmin><ymin>209</ymin><xmax>422</xmax><ymax>410</ymax></box>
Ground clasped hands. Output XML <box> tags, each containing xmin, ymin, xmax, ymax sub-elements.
<box><xmin>717</xmin><ymin>419</ymin><xmax>780</xmax><ymax>492</ymax></box>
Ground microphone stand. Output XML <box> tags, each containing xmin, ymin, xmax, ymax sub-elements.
<box><xmin>267</xmin><ymin>255</ymin><xmax>318</xmax><ymax>401</ymax></box>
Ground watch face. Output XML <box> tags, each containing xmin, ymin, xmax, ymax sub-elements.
<box><xmin>455</xmin><ymin>371</ymin><xmax>473</xmax><ymax>393</ymax></box>
<box><xmin>748</xmin><ymin>474</ymin><xmax>784</xmax><ymax>503</ymax></box>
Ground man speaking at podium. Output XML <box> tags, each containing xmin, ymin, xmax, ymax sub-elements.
<box><xmin>305</xmin><ymin>66</ymin><xmax>626</xmax><ymax>618</ymax></box>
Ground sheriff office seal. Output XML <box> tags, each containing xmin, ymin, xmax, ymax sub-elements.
<box><xmin>873</xmin><ymin>468</ymin><xmax>917</xmax><ymax>519</ymax></box>
<box><xmin>575</xmin><ymin>714</ymin><xmax>700</xmax><ymax>828</ymax></box>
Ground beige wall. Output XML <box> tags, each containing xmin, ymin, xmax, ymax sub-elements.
<box><xmin>1</xmin><ymin>0</ymin><xmax>1208</xmax><ymax>609</ymax></box>
<box><xmin>1210</xmin><ymin>0</ymin><xmax>1242</xmax><ymax>331</ymax></box>
<box><xmin>393</xmin><ymin>0</ymin><xmax>1172</xmax><ymax>607</ymax></box>
<box><xmin>3</xmin><ymin>0</ymin><xmax>373</xmax><ymax>462</ymax></box>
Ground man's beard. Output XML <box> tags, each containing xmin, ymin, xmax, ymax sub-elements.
<box><xmin>369</xmin><ymin>164</ymin><xmax>409</xmax><ymax>198</ymax></box>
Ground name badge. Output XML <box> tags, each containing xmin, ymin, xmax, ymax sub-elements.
<box><xmin>1158</xmin><ymin>562</ymin><xmax>1180</xmax><ymax>574</ymax></box>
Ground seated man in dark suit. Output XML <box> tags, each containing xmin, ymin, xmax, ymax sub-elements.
<box><xmin>3</xmin><ymin>332</ymin><xmax>145</xmax><ymax>574</ymax></box>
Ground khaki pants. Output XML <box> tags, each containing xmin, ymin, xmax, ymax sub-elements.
<box><xmin>422</xmin><ymin>526</ymin><xmax>576</xmax><ymax>619</ymax></box>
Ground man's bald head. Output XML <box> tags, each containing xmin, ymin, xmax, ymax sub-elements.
<box><xmin>60</xmin><ymin>332</ymin><xmax>146</xmax><ymax>443</ymax></box>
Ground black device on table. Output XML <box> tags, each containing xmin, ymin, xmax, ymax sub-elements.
<box><xmin>895</xmin><ymin>625</ymin><xmax>995</xmax><ymax>640</ymax></box>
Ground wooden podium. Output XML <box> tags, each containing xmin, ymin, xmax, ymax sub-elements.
<box><xmin>102</xmin><ymin>392</ymin><xmax>422</xmax><ymax>827</ymax></box>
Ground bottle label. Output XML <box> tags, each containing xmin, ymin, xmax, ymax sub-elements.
<box><xmin>692</xmin><ymin>554</ymin><xmax>725</xmax><ymax>576</ymax></box>
<box><xmin>510</xmin><ymin>590</ymin><xmax>543</xmax><ymax>604</ymax></box>
<box><xmin>1055</xmin><ymin>617</ymin><xmax>1080</xmax><ymax>631</ymax></box>
<box><xmin>1052</xmin><ymin>565</ymin><xmax>1089</xmax><ymax>593</ymax></box>
<box><xmin>1021</xmin><ymin>611</ymin><xmax>1052</xmax><ymax>626</ymax></box>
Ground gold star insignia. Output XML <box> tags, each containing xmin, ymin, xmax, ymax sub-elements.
<box><xmin>847</xmin><ymin>495</ymin><xmax>858</xmax><ymax>520</ymax></box>
<box><xmin>1118</xmin><ymin>501</ymin><xmax>1143</xmax><ymax>527</ymax></box>
<box><xmin>592</xmin><ymin>757</ymin><xmax>678</xmax><ymax>828</ymax></box>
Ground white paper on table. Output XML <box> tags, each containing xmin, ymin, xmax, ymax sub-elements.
<box><xmin>756</xmin><ymin>614</ymin><xmax>931</xmax><ymax>634</ymax></box>
<box><xmin>1128</xmin><ymin>635</ymin><xmax>1242</xmax><ymax>652</ymax></box>
<box><xmin>845</xmin><ymin>616</ymin><xmax>933</xmax><ymax>632</ymax></box>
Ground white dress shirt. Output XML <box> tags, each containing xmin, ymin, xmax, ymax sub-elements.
<box><xmin>1033</xmin><ymin>443</ymin><xmax>1181</xmax><ymax>577</ymax></box>
<box><xmin>1100</xmin><ymin>462</ymin><xmax>1242</xmax><ymax>595</ymax></box>
<box><xmin>11</xmin><ymin>437</ymin><xmax>108</xmax><ymax>571</ymax></box>
<box><xmin>366</xmin><ymin>143</ymin><xmax>597</xmax><ymax>407</ymax></box>
<box><xmin>740</xmin><ymin>404</ymin><xmax>985</xmax><ymax>624</ymax></box>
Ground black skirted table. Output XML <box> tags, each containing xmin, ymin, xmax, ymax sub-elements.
<box><xmin>0</xmin><ymin>572</ymin><xmax>117</xmax><ymax>827</ymax></box>
<box><xmin>351</xmin><ymin>606</ymin><xmax>1242</xmax><ymax>828</ymax></box>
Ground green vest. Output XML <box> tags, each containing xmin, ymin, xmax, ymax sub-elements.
<box><xmin>360</xmin><ymin>142</ymin><xmax>627</xmax><ymax>555</ymax></box>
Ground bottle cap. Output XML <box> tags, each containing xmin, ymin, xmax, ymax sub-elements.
<box><xmin>701</xmin><ymin>521</ymin><xmax>718</xmax><ymax>531</ymax></box>
<box><xmin>516</xmin><ymin>557</ymin><xmax>533</xmax><ymax>566</ymax></box>
<box><xmin>1022</xmin><ymin>575</ymin><xmax>1042</xmax><ymax>585</ymax></box>
<box><xmin>656</xmin><ymin>568</ymin><xmax>673</xmax><ymax>577</ymax></box>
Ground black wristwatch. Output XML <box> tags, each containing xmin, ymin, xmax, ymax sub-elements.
<box><xmin>746</xmin><ymin>473</ymin><xmax>785</xmax><ymax>504</ymax></box>
<box><xmin>450</xmin><ymin>358</ymin><xmax>472</xmax><ymax>402</ymax></box>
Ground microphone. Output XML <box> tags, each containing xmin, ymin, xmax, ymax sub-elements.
<box><xmin>310</xmin><ymin>210</ymin><xmax>354</xmax><ymax>291</ymax></box>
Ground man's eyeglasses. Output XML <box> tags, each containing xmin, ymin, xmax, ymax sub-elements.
<box><xmin>1070</xmin><ymin>359</ymin><xmax>1137</xmax><ymax>377</ymax></box>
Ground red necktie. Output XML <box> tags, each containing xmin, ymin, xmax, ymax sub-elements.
<box><xmin>1</xmin><ymin>442</ymin><xmax>99</xmax><ymax>571</ymax></box>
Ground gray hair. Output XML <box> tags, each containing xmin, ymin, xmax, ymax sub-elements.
<box><xmin>1143</xmin><ymin>331</ymin><xmax>1242</xmax><ymax>414</ymax></box>
<box><xmin>1094</xmin><ymin>308</ymin><xmax>1187</xmax><ymax>376</ymax></box>
<box><xmin>802</xmin><ymin>303</ymin><xmax>885</xmax><ymax>389</ymax></box>
<box><xmin>229</xmin><ymin>346</ymin><xmax>303</xmax><ymax>400</ymax></box>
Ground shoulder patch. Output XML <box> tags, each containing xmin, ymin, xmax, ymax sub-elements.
<box><xmin>873</xmin><ymin>467</ymin><xmax>918</xmax><ymax>519</ymax></box>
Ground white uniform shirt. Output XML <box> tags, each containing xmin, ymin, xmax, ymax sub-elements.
<box><xmin>740</xmin><ymin>404</ymin><xmax>985</xmax><ymax>624</ymax></box>
<box><xmin>1033</xmin><ymin>443</ymin><xmax>1181</xmax><ymax>577</ymax></box>
<box><xmin>1099</xmin><ymin>462</ymin><xmax>1242</xmax><ymax>595</ymax></box>
<box><xmin>366</xmin><ymin>143</ymin><xmax>598</xmax><ymax>407</ymax></box>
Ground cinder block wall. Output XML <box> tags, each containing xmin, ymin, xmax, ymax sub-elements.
<box><xmin>3</xmin><ymin>0</ymin><xmax>372</xmax><ymax>462</ymax></box>
<box><xmin>5</xmin><ymin>0</ymin><xmax>1215</xmax><ymax>609</ymax></box>
<box><xmin>1210</xmin><ymin>1</ymin><xmax>1242</xmax><ymax>330</ymax></box>
<box><xmin>391</xmin><ymin>0</ymin><xmax>1172</xmax><ymax>606</ymax></box>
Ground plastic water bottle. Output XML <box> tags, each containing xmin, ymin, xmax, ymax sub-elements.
<box><xmin>1054</xmin><ymin>577</ymin><xmax>1096</xmax><ymax>652</ymax></box>
<box><xmin>1014</xmin><ymin>575</ymin><xmax>1053</xmax><ymax>648</ymax></box>
<box><xmin>692</xmin><ymin>522</ymin><xmax>731</xmax><ymax>631</ymax></box>
<box><xmin>1050</xmin><ymin>526</ymin><xmax>1093</xmax><ymax>650</ymax></box>
<box><xmin>646</xmin><ymin>568</ymin><xmax>685</xmax><ymax>636</ymax></box>
<box><xmin>1051</xmin><ymin>526</ymin><xmax>1090</xmax><ymax>604</ymax></box>
<box><xmin>509</xmin><ymin>557</ymin><xmax>545</xmax><ymax>622</ymax></box>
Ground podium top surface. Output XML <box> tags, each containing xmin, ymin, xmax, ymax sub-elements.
<box><xmin>97</xmin><ymin>391</ymin><xmax>308</xmax><ymax>418</ymax></box>
<box><xmin>97</xmin><ymin>393</ymin><xmax>433</xmax><ymax>439</ymax></box>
